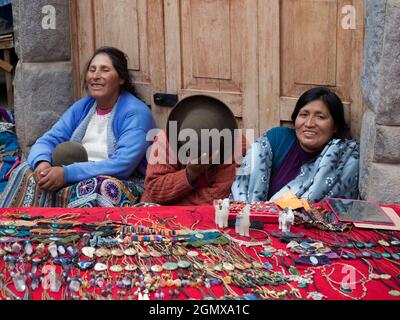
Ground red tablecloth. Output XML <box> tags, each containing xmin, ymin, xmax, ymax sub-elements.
<box><xmin>0</xmin><ymin>205</ymin><xmax>399</xmax><ymax>301</ymax></box>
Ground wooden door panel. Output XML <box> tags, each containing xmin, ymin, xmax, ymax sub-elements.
<box><xmin>70</xmin><ymin>0</ymin><xmax>96</xmax><ymax>97</ymax></box>
<box><xmin>282</xmin><ymin>0</ymin><xmax>342</xmax><ymax>98</ymax></box>
<box><xmin>276</xmin><ymin>0</ymin><xmax>365</xmax><ymax>137</ymax></box>
<box><xmin>189</xmin><ymin>0</ymin><xmax>231</xmax><ymax>81</ymax></box>
<box><xmin>165</xmin><ymin>0</ymin><xmax>258</xmax><ymax>132</ymax></box>
<box><xmin>293</xmin><ymin>0</ymin><xmax>337</xmax><ymax>87</ymax></box>
<box><xmin>181</xmin><ymin>0</ymin><xmax>238</xmax><ymax>90</ymax></box>
<box><xmin>95</xmin><ymin>0</ymin><xmax>141</xmax><ymax>72</ymax></box>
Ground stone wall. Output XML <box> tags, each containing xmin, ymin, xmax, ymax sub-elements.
<box><xmin>12</xmin><ymin>0</ymin><xmax>73</xmax><ymax>157</ymax></box>
<box><xmin>360</xmin><ymin>0</ymin><xmax>400</xmax><ymax>203</ymax></box>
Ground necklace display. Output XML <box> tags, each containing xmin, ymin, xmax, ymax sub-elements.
<box><xmin>0</xmin><ymin>208</ymin><xmax>399</xmax><ymax>301</ymax></box>
<box><xmin>320</xmin><ymin>263</ymin><xmax>369</xmax><ymax>300</ymax></box>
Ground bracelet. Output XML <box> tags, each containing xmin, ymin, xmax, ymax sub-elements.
<box><xmin>222</xmin><ymin>228</ymin><xmax>271</xmax><ymax>247</ymax></box>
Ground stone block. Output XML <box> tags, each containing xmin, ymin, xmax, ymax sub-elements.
<box><xmin>360</xmin><ymin>162</ymin><xmax>400</xmax><ymax>204</ymax></box>
<box><xmin>14</xmin><ymin>61</ymin><xmax>74</xmax><ymax>156</ymax></box>
<box><xmin>361</xmin><ymin>0</ymin><xmax>400</xmax><ymax>125</ymax></box>
<box><xmin>360</xmin><ymin>109</ymin><xmax>400</xmax><ymax>164</ymax></box>
<box><xmin>359</xmin><ymin>109</ymin><xmax>376</xmax><ymax>191</ymax></box>
<box><xmin>375</xmin><ymin>125</ymin><xmax>400</xmax><ymax>163</ymax></box>
<box><xmin>12</xmin><ymin>0</ymin><xmax>71</xmax><ymax>62</ymax></box>
<box><xmin>360</xmin><ymin>0</ymin><xmax>386</xmax><ymax>110</ymax></box>
<box><xmin>359</xmin><ymin>108</ymin><xmax>400</xmax><ymax>204</ymax></box>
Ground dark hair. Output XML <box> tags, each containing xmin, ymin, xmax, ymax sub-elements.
<box><xmin>83</xmin><ymin>46</ymin><xmax>136</xmax><ymax>96</ymax></box>
<box><xmin>291</xmin><ymin>87</ymin><xmax>350</xmax><ymax>139</ymax></box>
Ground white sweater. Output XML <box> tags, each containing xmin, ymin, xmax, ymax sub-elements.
<box><xmin>81</xmin><ymin>112</ymin><xmax>111</xmax><ymax>161</ymax></box>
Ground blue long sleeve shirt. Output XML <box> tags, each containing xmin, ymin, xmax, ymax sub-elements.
<box><xmin>28</xmin><ymin>90</ymin><xmax>156</xmax><ymax>184</ymax></box>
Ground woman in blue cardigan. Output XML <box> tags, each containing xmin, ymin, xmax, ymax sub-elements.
<box><xmin>232</xmin><ymin>87</ymin><xmax>359</xmax><ymax>202</ymax></box>
<box><xmin>1</xmin><ymin>47</ymin><xmax>156</xmax><ymax>207</ymax></box>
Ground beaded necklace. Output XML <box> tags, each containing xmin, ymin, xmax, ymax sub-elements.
<box><xmin>320</xmin><ymin>263</ymin><xmax>369</xmax><ymax>300</ymax></box>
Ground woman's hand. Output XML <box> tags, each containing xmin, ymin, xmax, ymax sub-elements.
<box><xmin>37</xmin><ymin>166</ymin><xmax>65</xmax><ymax>192</ymax></box>
<box><xmin>186</xmin><ymin>151</ymin><xmax>218</xmax><ymax>185</ymax></box>
<box><xmin>33</xmin><ymin>161</ymin><xmax>52</xmax><ymax>183</ymax></box>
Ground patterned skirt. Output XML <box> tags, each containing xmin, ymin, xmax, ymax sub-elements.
<box><xmin>0</xmin><ymin>162</ymin><xmax>144</xmax><ymax>208</ymax></box>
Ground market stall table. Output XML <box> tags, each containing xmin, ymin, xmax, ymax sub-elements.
<box><xmin>0</xmin><ymin>205</ymin><xmax>399</xmax><ymax>300</ymax></box>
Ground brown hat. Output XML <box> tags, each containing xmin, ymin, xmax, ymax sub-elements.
<box><xmin>166</xmin><ymin>95</ymin><xmax>238</xmax><ymax>162</ymax></box>
<box><xmin>52</xmin><ymin>141</ymin><xmax>88</xmax><ymax>166</ymax></box>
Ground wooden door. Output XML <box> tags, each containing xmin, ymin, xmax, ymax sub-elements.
<box><xmin>260</xmin><ymin>0</ymin><xmax>366</xmax><ymax>138</ymax></box>
<box><xmin>162</xmin><ymin>0</ymin><xmax>259</xmax><ymax>132</ymax></box>
<box><xmin>71</xmin><ymin>0</ymin><xmax>365</xmax><ymax>137</ymax></box>
<box><xmin>70</xmin><ymin>0</ymin><xmax>166</xmax><ymax>127</ymax></box>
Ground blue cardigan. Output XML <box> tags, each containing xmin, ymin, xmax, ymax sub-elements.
<box><xmin>28</xmin><ymin>91</ymin><xmax>156</xmax><ymax>184</ymax></box>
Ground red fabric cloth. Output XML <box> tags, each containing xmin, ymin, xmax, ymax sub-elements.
<box><xmin>0</xmin><ymin>205</ymin><xmax>399</xmax><ymax>300</ymax></box>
